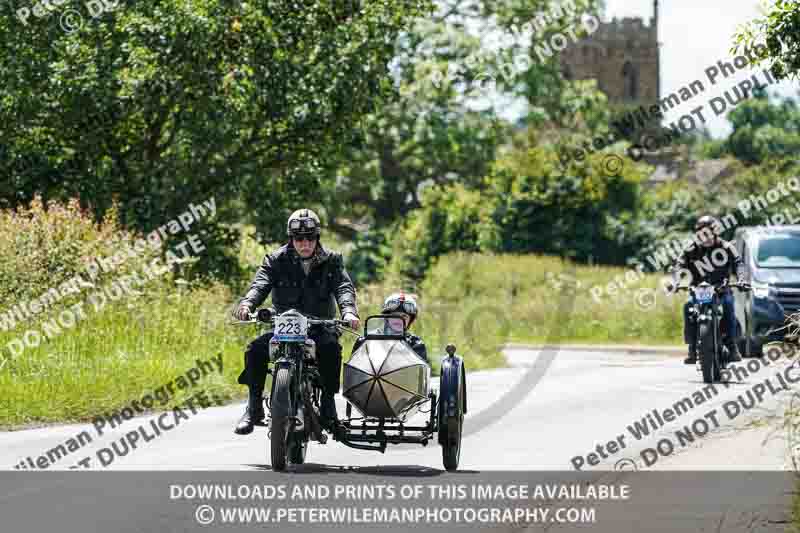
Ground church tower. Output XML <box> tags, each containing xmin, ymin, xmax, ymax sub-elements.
<box><xmin>560</xmin><ymin>0</ymin><xmax>660</xmax><ymax>107</ymax></box>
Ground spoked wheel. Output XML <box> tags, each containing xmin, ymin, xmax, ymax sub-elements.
<box><xmin>441</xmin><ymin>372</ymin><xmax>465</xmax><ymax>472</ymax></box>
<box><xmin>269</xmin><ymin>367</ymin><xmax>291</xmax><ymax>471</ymax></box>
<box><xmin>698</xmin><ymin>323</ymin><xmax>718</xmax><ymax>384</ymax></box>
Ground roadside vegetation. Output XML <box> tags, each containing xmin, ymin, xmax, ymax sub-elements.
<box><xmin>0</xmin><ymin>198</ymin><xmax>682</xmax><ymax>429</ymax></box>
<box><xmin>3</xmin><ymin>0</ymin><xmax>800</xmax><ymax>437</ymax></box>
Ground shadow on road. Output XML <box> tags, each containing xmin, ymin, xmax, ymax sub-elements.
<box><xmin>245</xmin><ymin>463</ymin><xmax>480</xmax><ymax>476</ymax></box>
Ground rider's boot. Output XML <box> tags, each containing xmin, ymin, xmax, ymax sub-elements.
<box><xmin>234</xmin><ymin>385</ymin><xmax>265</xmax><ymax>435</ymax></box>
<box><xmin>319</xmin><ymin>392</ymin><xmax>338</xmax><ymax>431</ymax></box>
<box><xmin>683</xmin><ymin>343</ymin><xmax>697</xmax><ymax>365</ymax></box>
<box><xmin>725</xmin><ymin>340</ymin><xmax>742</xmax><ymax>363</ymax></box>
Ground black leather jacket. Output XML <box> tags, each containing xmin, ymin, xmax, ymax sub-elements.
<box><xmin>672</xmin><ymin>238</ymin><xmax>744</xmax><ymax>287</ymax></box>
<box><xmin>240</xmin><ymin>242</ymin><xmax>358</xmax><ymax>342</ymax></box>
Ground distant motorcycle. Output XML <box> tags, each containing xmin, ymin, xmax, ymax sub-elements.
<box><xmin>676</xmin><ymin>280</ymin><xmax>751</xmax><ymax>383</ymax></box>
<box><xmin>233</xmin><ymin>309</ymin><xmax>467</xmax><ymax>472</ymax></box>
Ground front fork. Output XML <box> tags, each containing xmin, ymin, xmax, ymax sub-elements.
<box><xmin>270</xmin><ymin>345</ymin><xmax>325</xmax><ymax>441</ymax></box>
<box><xmin>269</xmin><ymin>345</ymin><xmax>303</xmax><ymax>420</ymax></box>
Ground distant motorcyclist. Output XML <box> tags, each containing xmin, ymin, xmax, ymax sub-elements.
<box><xmin>668</xmin><ymin>215</ymin><xmax>744</xmax><ymax>365</ymax></box>
<box><xmin>232</xmin><ymin>209</ymin><xmax>360</xmax><ymax>434</ymax></box>
<box><xmin>352</xmin><ymin>292</ymin><xmax>427</xmax><ymax>362</ymax></box>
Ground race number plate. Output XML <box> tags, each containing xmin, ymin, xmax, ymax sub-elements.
<box><xmin>274</xmin><ymin>314</ymin><xmax>308</xmax><ymax>342</ymax></box>
<box><xmin>694</xmin><ymin>286</ymin><xmax>714</xmax><ymax>303</ymax></box>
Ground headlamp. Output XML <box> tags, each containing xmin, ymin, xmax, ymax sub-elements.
<box><xmin>752</xmin><ymin>281</ymin><xmax>772</xmax><ymax>299</ymax></box>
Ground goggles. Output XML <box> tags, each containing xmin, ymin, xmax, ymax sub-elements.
<box><xmin>383</xmin><ymin>298</ymin><xmax>417</xmax><ymax>316</ymax></box>
<box><xmin>289</xmin><ymin>218</ymin><xmax>317</xmax><ymax>231</ymax></box>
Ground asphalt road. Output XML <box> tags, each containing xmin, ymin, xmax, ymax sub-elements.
<box><xmin>2</xmin><ymin>346</ymin><xmax>798</xmax><ymax>472</ymax></box>
<box><xmin>2</xmin><ymin>346</ymin><xmax>798</xmax><ymax>533</ymax></box>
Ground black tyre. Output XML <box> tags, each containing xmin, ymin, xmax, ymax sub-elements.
<box><xmin>746</xmin><ymin>336</ymin><xmax>764</xmax><ymax>358</ymax></box>
<box><xmin>745</xmin><ymin>315</ymin><xmax>764</xmax><ymax>357</ymax></box>
<box><xmin>288</xmin><ymin>432</ymin><xmax>307</xmax><ymax>465</ymax></box>
<box><xmin>698</xmin><ymin>323</ymin><xmax>717</xmax><ymax>384</ymax></box>
<box><xmin>441</xmin><ymin>371</ymin><xmax>465</xmax><ymax>472</ymax></box>
<box><xmin>270</xmin><ymin>367</ymin><xmax>291</xmax><ymax>472</ymax></box>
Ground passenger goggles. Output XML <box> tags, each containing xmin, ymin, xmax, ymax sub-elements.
<box><xmin>383</xmin><ymin>298</ymin><xmax>417</xmax><ymax>315</ymax></box>
<box><xmin>289</xmin><ymin>218</ymin><xmax>317</xmax><ymax>232</ymax></box>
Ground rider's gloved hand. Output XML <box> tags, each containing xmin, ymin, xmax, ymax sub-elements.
<box><xmin>342</xmin><ymin>312</ymin><xmax>360</xmax><ymax>330</ymax></box>
<box><xmin>234</xmin><ymin>302</ymin><xmax>253</xmax><ymax>321</ymax></box>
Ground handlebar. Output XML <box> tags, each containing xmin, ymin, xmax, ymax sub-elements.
<box><xmin>229</xmin><ymin>309</ymin><xmax>358</xmax><ymax>336</ymax></box>
<box><xmin>673</xmin><ymin>280</ymin><xmax>752</xmax><ymax>293</ymax></box>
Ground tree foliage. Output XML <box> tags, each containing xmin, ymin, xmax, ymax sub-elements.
<box><xmin>734</xmin><ymin>0</ymin><xmax>800</xmax><ymax>81</ymax></box>
<box><xmin>0</xmin><ymin>0</ymin><xmax>430</xmax><ymax>255</ymax></box>
<box><xmin>387</xmin><ymin>127</ymin><xmax>648</xmax><ymax>282</ymax></box>
<box><xmin>691</xmin><ymin>90</ymin><xmax>800</xmax><ymax>165</ymax></box>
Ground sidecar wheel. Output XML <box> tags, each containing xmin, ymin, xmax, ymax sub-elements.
<box><xmin>270</xmin><ymin>368</ymin><xmax>291</xmax><ymax>471</ymax></box>
<box><xmin>441</xmin><ymin>370</ymin><xmax>465</xmax><ymax>472</ymax></box>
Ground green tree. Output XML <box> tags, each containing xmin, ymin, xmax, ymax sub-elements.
<box><xmin>0</xmin><ymin>0</ymin><xmax>430</xmax><ymax>260</ymax></box>
<box><xmin>324</xmin><ymin>0</ymin><xmax>608</xmax><ymax>237</ymax></box>
<box><xmin>689</xmin><ymin>90</ymin><xmax>800</xmax><ymax>165</ymax></box>
<box><xmin>388</xmin><ymin>182</ymin><xmax>488</xmax><ymax>282</ymax></box>
<box><xmin>734</xmin><ymin>0</ymin><xmax>800</xmax><ymax>81</ymax></box>
<box><xmin>480</xmin><ymin>128</ymin><xmax>646</xmax><ymax>264</ymax></box>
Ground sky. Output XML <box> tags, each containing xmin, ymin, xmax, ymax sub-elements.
<box><xmin>479</xmin><ymin>0</ymin><xmax>798</xmax><ymax>138</ymax></box>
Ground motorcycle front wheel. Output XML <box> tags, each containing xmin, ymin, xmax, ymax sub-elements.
<box><xmin>270</xmin><ymin>367</ymin><xmax>291</xmax><ymax>471</ymax></box>
<box><xmin>698</xmin><ymin>323</ymin><xmax>718</xmax><ymax>384</ymax></box>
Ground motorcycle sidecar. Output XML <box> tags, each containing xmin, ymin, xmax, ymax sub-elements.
<box><xmin>336</xmin><ymin>315</ymin><xmax>466</xmax><ymax>471</ymax></box>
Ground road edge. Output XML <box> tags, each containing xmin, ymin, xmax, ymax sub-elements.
<box><xmin>504</xmin><ymin>343</ymin><xmax>686</xmax><ymax>356</ymax></box>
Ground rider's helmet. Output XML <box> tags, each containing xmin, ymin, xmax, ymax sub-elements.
<box><xmin>694</xmin><ymin>215</ymin><xmax>719</xmax><ymax>231</ymax></box>
<box><xmin>694</xmin><ymin>215</ymin><xmax>718</xmax><ymax>244</ymax></box>
<box><xmin>287</xmin><ymin>208</ymin><xmax>321</xmax><ymax>239</ymax></box>
<box><xmin>382</xmin><ymin>292</ymin><xmax>418</xmax><ymax>327</ymax></box>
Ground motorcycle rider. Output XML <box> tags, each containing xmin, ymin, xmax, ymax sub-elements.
<box><xmin>669</xmin><ymin>215</ymin><xmax>745</xmax><ymax>365</ymax></box>
<box><xmin>352</xmin><ymin>292</ymin><xmax>427</xmax><ymax>362</ymax></box>
<box><xmin>232</xmin><ymin>209</ymin><xmax>360</xmax><ymax>434</ymax></box>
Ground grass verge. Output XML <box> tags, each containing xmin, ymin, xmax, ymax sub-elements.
<box><xmin>1</xmin><ymin>251</ymin><xmax>683</xmax><ymax>429</ymax></box>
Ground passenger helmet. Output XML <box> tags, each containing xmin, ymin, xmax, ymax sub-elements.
<box><xmin>382</xmin><ymin>292</ymin><xmax>418</xmax><ymax>325</ymax></box>
<box><xmin>287</xmin><ymin>208</ymin><xmax>321</xmax><ymax>238</ymax></box>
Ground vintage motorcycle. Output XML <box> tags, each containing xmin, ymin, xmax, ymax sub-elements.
<box><xmin>235</xmin><ymin>309</ymin><xmax>467</xmax><ymax>472</ymax></box>
<box><xmin>676</xmin><ymin>280</ymin><xmax>751</xmax><ymax>383</ymax></box>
